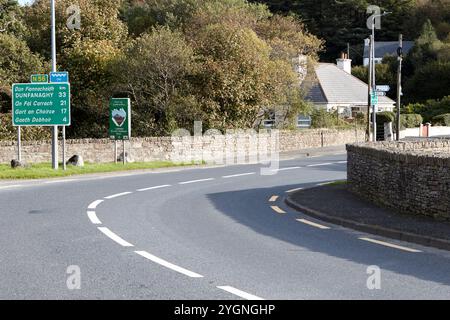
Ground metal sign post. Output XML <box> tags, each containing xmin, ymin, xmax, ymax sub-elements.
<box><xmin>109</xmin><ymin>98</ymin><xmax>131</xmax><ymax>165</ymax></box>
<box><xmin>51</xmin><ymin>0</ymin><xmax>58</xmax><ymax>169</ymax></box>
<box><xmin>17</xmin><ymin>126</ymin><xmax>21</xmax><ymax>162</ymax></box>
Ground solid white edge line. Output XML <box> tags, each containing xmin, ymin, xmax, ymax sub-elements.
<box><xmin>285</xmin><ymin>187</ymin><xmax>304</xmax><ymax>193</ymax></box>
<box><xmin>307</xmin><ymin>163</ymin><xmax>333</xmax><ymax>167</ymax></box>
<box><xmin>275</xmin><ymin>166</ymin><xmax>301</xmax><ymax>172</ymax></box>
<box><xmin>296</xmin><ymin>219</ymin><xmax>330</xmax><ymax>230</ymax></box>
<box><xmin>87</xmin><ymin>211</ymin><xmax>102</xmax><ymax>225</ymax></box>
<box><xmin>88</xmin><ymin>199</ymin><xmax>104</xmax><ymax>210</ymax></box>
<box><xmin>217</xmin><ymin>286</ymin><xmax>264</xmax><ymax>300</ymax></box>
<box><xmin>134</xmin><ymin>251</ymin><xmax>203</xmax><ymax>278</ymax></box>
<box><xmin>45</xmin><ymin>179</ymin><xmax>81</xmax><ymax>184</ymax></box>
<box><xmin>137</xmin><ymin>184</ymin><xmax>171</xmax><ymax>192</ymax></box>
<box><xmin>179</xmin><ymin>178</ymin><xmax>215</xmax><ymax>185</ymax></box>
<box><xmin>104</xmin><ymin>192</ymin><xmax>133</xmax><ymax>199</ymax></box>
<box><xmin>316</xmin><ymin>182</ymin><xmax>334</xmax><ymax>186</ymax></box>
<box><xmin>359</xmin><ymin>237</ymin><xmax>422</xmax><ymax>253</ymax></box>
<box><xmin>98</xmin><ymin>227</ymin><xmax>134</xmax><ymax>247</ymax></box>
<box><xmin>0</xmin><ymin>185</ymin><xmax>23</xmax><ymax>190</ymax></box>
<box><xmin>222</xmin><ymin>172</ymin><xmax>256</xmax><ymax>178</ymax></box>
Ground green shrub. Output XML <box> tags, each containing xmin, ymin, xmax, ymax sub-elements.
<box><xmin>376</xmin><ymin>111</ymin><xmax>395</xmax><ymax>124</ymax></box>
<box><xmin>310</xmin><ymin>109</ymin><xmax>349</xmax><ymax>128</ymax></box>
<box><xmin>0</xmin><ymin>113</ymin><xmax>51</xmax><ymax>141</ymax></box>
<box><xmin>400</xmin><ymin>114</ymin><xmax>423</xmax><ymax>129</ymax></box>
<box><xmin>433</xmin><ymin>113</ymin><xmax>450</xmax><ymax>126</ymax></box>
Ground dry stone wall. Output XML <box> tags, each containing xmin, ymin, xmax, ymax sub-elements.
<box><xmin>0</xmin><ymin>128</ymin><xmax>365</xmax><ymax>164</ymax></box>
<box><xmin>347</xmin><ymin>139</ymin><xmax>450</xmax><ymax>220</ymax></box>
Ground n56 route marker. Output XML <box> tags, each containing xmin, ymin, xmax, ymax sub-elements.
<box><xmin>12</xmin><ymin>83</ymin><xmax>71</xmax><ymax>126</ymax></box>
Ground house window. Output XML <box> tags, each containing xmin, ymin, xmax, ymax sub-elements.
<box><xmin>297</xmin><ymin>115</ymin><xmax>312</xmax><ymax>128</ymax></box>
<box><xmin>262</xmin><ymin>111</ymin><xmax>276</xmax><ymax>128</ymax></box>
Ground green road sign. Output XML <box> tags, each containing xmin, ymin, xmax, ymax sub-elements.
<box><xmin>371</xmin><ymin>94</ymin><xmax>379</xmax><ymax>105</ymax></box>
<box><xmin>12</xmin><ymin>83</ymin><xmax>71</xmax><ymax>126</ymax></box>
<box><xmin>31</xmin><ymin>74</ymin><xmax>49</xmax><ymax>83</ymax></box>
<box><xmin>109</xmin><ymin>98</ymin><xmax>131</xmax><ymax>140</ymax></box>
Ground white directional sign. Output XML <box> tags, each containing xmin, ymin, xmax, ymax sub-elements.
<box><xmin>375</xmin><ymin>91</ymin><xmax>387</xmax><ymax>96</ymax></box>
<box><xmin>376</xmin><ymin>85</ymin><xmax>390</xmax><ymax>92</ymax></box>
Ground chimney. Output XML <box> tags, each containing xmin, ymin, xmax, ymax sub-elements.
<box><xmin>336</xmin><ymin>52</ymin><xmax>352</xmax><ymax>74</ymax></box>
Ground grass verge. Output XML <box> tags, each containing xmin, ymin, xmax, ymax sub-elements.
<box><xmin>0</xmin><ymin>161</ymin><xmax>200</xmax><ymax>180</ymax></box>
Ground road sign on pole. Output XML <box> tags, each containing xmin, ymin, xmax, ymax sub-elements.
<box><xmin>12</xmin><ymin>83</ymin><xmax>71</xmax><ymax>126</ymax></box>
<box><xmin>31</xmin><ymin>74</ymin><xmax>49</xmax><ymax>83</ymax></box>
<box><xmin>109</xmin><ymin>98</ymin><xmax>131</xmax><ymax>140</ymax></box>
<box><xmin>375</xmin><ymin>91</ymin><xmax>387</xmax><ymax>96</ymax></box>
<box><xmin>376</xmin><ymin>85</ymin><xmax>390</xmax><ymax>92</ymax></box>
<box><xmin>371</xmin><ymin>93</ymin><xmax>379</xmax><ymax>105</ymax></box>
<box><xmin>50</xmin><ymin>71</ymin><xmax>69</xmax><ymax>83</ymax></box>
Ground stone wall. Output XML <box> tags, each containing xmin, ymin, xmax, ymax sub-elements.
<box><xmin>347</xmin><ymin>139</ymin><xmax>450</xmax><ymax>220</ymax></box>
<box><xmin>0</xmin><ymin>128</ymin><xmax>365</xmax><ymax>164</ymax></box>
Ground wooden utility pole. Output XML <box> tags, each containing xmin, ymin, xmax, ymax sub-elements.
<box><xmin>396</xmin><ymin>34</ymin><xmax>403</xmax><ymax>141</ymax></box>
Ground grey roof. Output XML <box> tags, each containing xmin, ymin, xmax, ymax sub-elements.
<box><xmin>363</xmin><ymin>41</ymin><xmax>414</xmax><ymax>59</ymax></box>
<box><xmin>305</xmin><ymin>63</ymin><xmax>395</xmax><ymax>105</ymax></box>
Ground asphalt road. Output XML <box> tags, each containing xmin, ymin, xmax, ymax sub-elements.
<box><xmin>1</xmin><ymin>151</ymin><xmax>450</xmax><ymax>300</ymax></box>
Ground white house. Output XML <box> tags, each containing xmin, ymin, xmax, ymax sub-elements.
<box><xmin>304</xmin><ymin>55</ymin><xmax>396</xmax><ymax>118</ymax></box>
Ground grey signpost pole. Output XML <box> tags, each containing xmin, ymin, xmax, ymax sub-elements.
<box><xmin>17</xmin><ymin>126</ymin><xmax>21</xmax><ymax>162</ymax></box>
<box><xmin>371</xmin><ymin>22</ymin><xmax>377</xmax><ymax>142</ymax></box>
<box><xmin>396</xmin><ymin>34</ymin><xmax>403</xmax><ymax>141</ymax></box>
<box><xmin>114</xmin><ymin>140</ymin><xmax>118</xmax><ymax>164</ymax></box>
<box><xmin>122</xmin><ymin>140</ymin><xmax>125</xmax><ymax>165</ymax></box>
<box><xmin>51</xmin><ymin>0</ymin><xmax>59</xmax><ymax>169</ymax></box>
<box><xmin>367</xmin><ymin>36</ymin><xmax>373</xmax><ymax>142</ymax></box>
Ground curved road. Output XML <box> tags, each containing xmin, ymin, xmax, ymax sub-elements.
<box><xmin>2</xmin><ymin>153</ymin><xmax>450</xmax><ymax>299</ymax></box>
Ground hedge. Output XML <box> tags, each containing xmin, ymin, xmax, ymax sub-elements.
<box><xmin>432</xmin><ymin>114</ymin><xmax>450</xmax><ymax>126</ymax></box>
<box><xmin>376</xmin><ymin>112</ymin><xmax>422</xmax><ymax>130</ymax></box>
<box><xmin>400</xmin><ymin>114</ymin><xmax>423</xmax><ymax>129</ymax></box>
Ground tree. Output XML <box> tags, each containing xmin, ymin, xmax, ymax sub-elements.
<box><xmin>116</xmin><ymin>26</ymin><xmax>198</xmax><ymax>136</ymax></box>
<box><xmin>0</xmin><ymin>33</ymin><xmax>47</xmax><ymax>113</ymax></box>
<box><xmin>404</xmin><ymin>61</ymin><xmax>450</xmax><ymax>102</ymax></box>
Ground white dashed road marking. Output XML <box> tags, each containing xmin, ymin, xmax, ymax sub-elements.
<box><xmin>359</xmin><ymin>237</ymin><xmax>422</xmax><ymax>253</ymax></box>
<box><xmin>307</xmin><ymin>163</ymin><xmax>333</xmax><ymax>167</ymax></box>
<box><xmin>88</xmin><ymin>199</ymin><xmax>104</xmax><ymax>209</ymax></box>
<box><xmin>217</xmin><ymin>286</ymin><xmax>264</xmax><ymax>300</ymax></box>
<box><xmin>135</xmin><ymin>251</ymin><xmax>203</xmax><ymax>278</ymax></box>
<box><xmin>87</xmin><ymin>211</ymin><xmax>102</xmax><ymax>225</ymax></box>
<box><xmin>137</xmin><ymin>185</ymin><xmax>171</xmax><ymax>192</ymax></box>
<box><xmin>296</xmin><ymin>219</ymin><xmax>330</xmax><ymax>230</ymax></box>
<box><xmin>179</xmin><ymin>178</ymin><xmax>215</xmax><ymax>185</ymax></box>
<box><xmin>98</xmin><ymin>227</ymin><xmax>134</xmax><ymax>247</ymax></box>
<box><xmin>222</xmin><ymin>172</ymin><xmax>256</xmax><ymax>178</ymax></box>
<box><xmin>269</xmin><ymin>195</ymin><xmax>279</xmax><ymax>202</ymax></box>
<box><xmin>105</xmin><ymin>192</ymin><xmax>133</xmax><ymax>199</ymax></box>
<box><xmin>271</xmin><ymin>206</ymin><xmax>286</xmax><ymax>214</ymax></box>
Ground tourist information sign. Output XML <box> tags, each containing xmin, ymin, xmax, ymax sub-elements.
<box><xmin>50</xmin><ymin>71</ymin><xmax>69</xmax><ymax>83</ymax></box>
<box><xmin>109</xmin><ymin>98</ymin><xmax>131</xmax><ymax>140</ymax></box>
<box><xmin>12</xmin><ymin>83</ymin><xmax>71</xmax><ymax>126</ymax></box>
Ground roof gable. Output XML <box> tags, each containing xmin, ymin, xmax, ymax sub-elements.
<box><xmin>305</xmin><ymin>63</ymin><xmax>395</xmax><ymax>105</ymax></box>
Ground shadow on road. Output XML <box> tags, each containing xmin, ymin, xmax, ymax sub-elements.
<box><xmin>206</xmin><ymin>181</ymin><xmax>450</xmax><ymax>288</ymax></box>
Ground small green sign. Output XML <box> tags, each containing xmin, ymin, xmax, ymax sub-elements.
<box><xmin>109</xmin><ymin>98</ymin><xmax>131</xmax><ymax>140</ymax></box>
<box><xmin>12</xmin><ymin>83</ymin><xmax>71</xmax><ymax>126</ymax></box>
<box><xmin>31</xmin><ymin>74</ymin><xmax>49</xmax><ymax>83</ymax></box>
<box><xmin>371</xmin><ymin>94</ymin><xmax>379</xmax><ymax>105</ymax></box>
